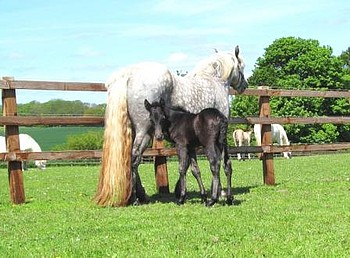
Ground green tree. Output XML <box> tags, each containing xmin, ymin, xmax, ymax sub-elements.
<box><xmin>16</xmin><ymin>100</ymin><xmax>106</xmax><ymax>116</ymax></box>
<box><xmin>232</xmin><ymin>37</ymin><xmax>350</xmax><ymax>143</ymax></box>
<box><xmin>52</xmin><ymin>131</ymin><xmax>103</xmax><ymax>150</ymax></box>
<box><xmin>339</xmin><ymin>47</ymin><xmax>350</xmax><ymax>89</ymax></box>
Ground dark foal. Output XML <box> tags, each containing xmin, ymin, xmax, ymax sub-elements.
<box><xmin>144</xmin><ymin>98</ymin><xmax>233</xmax><ymax>206</ymax></box>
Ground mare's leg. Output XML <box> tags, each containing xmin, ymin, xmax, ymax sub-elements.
<box><xmin>222</xmin><ymin>145</ymin><xmax>233</xmax><ymax>205</ymax></box>
<box><xmin>130</xmin><ymin>132</ymin><xmax>152</xmax><ymax>205</ymax></box>
<box><xmin>175</xmin><ymin>145</ymin><xmax>190</xmax><ymax>205</ymax></box>
<box><xmin>189</xmin><ymin>151</ymin><xmax>207</xmax><ymax>203</ymax></box>
<box><xmin>205</xmin><ymin>146</ymin><xmax>222</xmax><ymax>207</ymax></box>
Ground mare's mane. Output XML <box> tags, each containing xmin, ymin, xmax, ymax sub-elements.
<box><xmin>187</xmin><ymin>50</ymin><xmax>244</xmax><ymax>81</ymax></box>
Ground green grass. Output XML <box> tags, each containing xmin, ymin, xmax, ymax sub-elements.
<box><xmin>0</xmin><ymin>154</ymin><xmax>349</xmax><ymax>257</ymax></box>
<box><xmin>0</xmin><ymin>126</ymin><xmax>103</xmax><ymax>151</ymax></box>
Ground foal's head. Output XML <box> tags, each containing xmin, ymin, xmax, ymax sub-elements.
<box><xmin>144</xmin><ymin>98</ymin><xmax>167</xmax><ymax>141</ymax></box>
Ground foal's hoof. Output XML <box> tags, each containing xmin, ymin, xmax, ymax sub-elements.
<box><xmin>176</xmin><ymin>201</ymin><xmax>184</xmax><ymax>206</ymax></box>
<box><xmin>226</xmin><ymin>197</ymin><xmax>233</xmax><ymax>206</ymax></box>
<box><xmin>201</xmin><ymin>197</ymin><xmax>208</xmax><ymax>204</ymax></box>
<box><xmin>176</xmin><ymin>196</ymin><xmax>186</xmax><ymax>205</ymax></box>
<box><xmin>205</xmin><ymin>199</ymin><xmax>217</xmax><ymax>207</ymax></box>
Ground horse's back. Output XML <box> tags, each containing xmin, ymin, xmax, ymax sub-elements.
<box><xmin>194</xmin><ymin>108</ymin><xmax>227</xmax><ymax>145</ymax></box>
<box><xmin>19</xmin><ymin>134</ymin><xmax>42</xmax><ymax>151</ymax></box>
<box><xmin>113</xmin><ymin>62</ymin><xmax>174</xmax><ymax>131</ymax></box>
<box><xmin>169</xmin><ymin>113</ymin><xmax>198</xmax><ymax>145</ymax></box>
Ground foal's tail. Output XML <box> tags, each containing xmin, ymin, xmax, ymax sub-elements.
<box><xmin>218</xmin><ymin>115</ymin><xmax>229</xmax><ymax>150</ymax></box>
<box><xmin>95</xmin><ymin>73</ymin><xmax>132</xmax><ymax>207</ymax></box>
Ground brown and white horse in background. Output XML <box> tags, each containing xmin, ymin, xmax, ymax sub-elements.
<box><xmin>232</xmin><ymin>129</ymin><xmax>252</xmax><ymax>160</ymax></box>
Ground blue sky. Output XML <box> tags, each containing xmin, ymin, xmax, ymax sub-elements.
<box><xmin>1</xmin><ymin>0</ymin><xmax>349</xmax><ymax>104</ymax></box>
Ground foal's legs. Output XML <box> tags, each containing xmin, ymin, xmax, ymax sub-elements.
<box><xmin>189</xmin><ymin>151</ymin><xmax>207</xmax><ymax>203</ymax></box>
<box><xmin>205</xmin><ymin>146</ymin><xmax>222</xmax><ymax>207</ymax></box>
<box><xmin>175</xmin><ymin>145</ymin><xmax>190</xmax><ymax>205</ymax></box>
<box><xmin>222</xmin><ymin>145</ymin><xmax>233</xmax><ymax>205</ymax></box>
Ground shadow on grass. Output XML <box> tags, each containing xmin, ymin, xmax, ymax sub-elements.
<box><xmin>148</xmin><ymin>184</ymin><xmax>257</xmax><ymax>206</ymax></box>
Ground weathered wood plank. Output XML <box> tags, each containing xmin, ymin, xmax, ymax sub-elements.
<box><xmin>152</xmin><ymin>139</ymin><xmax>169</xmax><ymax>193</ymax></box>
<box><xmin>0</xmin><ymin>80</ymin><xmax>106</xmax><ymax>91</ymax></box>
<box><xmin>1</xmin><ymin>79</ymin><xmax>350</xmax><ymax>98</ymax></box>
<box><xmin>229</xmin><ymin>116</ymin><xmax>350</xmax><ymax>125</ymax></box>
<box><xmin>258</xmin><ymin>94</ymin><xmax>275</xmax><ymax>185</ymax></box>
<box><xmin>1</xmin><ymin>143</ymin><xmax>349</xmax><ymax>162</ymax></box>
<box><xmin>2</xmin><ymin>88</ymin><xmax>25</xmax><ymax>204</ymax></box>
<box><xmin>0</xmin><ymin>116</ymin><xmax>104</xmax><ymax>126</ymax></box>
<box><xmin>1</xmin><ymin>116</ymin><xmax>350</xmax><ymax>127</ymax></box>
<box><xmin>230</xmin><ymin>88</ymin><xmax>350</xmax><ymax>98</ymax></box>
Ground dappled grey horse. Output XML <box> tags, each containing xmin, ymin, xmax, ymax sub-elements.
<box><xmin>95</xmin><ymin>46</ymin><xmax>248</xmax><ymax>206</ymax></box>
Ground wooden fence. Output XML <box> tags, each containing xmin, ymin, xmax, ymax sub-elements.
<box><xmin>1</xmin><ymin>76</ymin><xmax>350</xmax><ymax>204</ymax></box>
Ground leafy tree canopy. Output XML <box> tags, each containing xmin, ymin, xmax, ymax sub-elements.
<box><xmin>16</xmin><ymin>99</ymin><xmax>106</xmax><ymax>116</ymax></box>
<box><xmin>231</xmin><ymin>37</ymin><xmax>350</xmax><ymax>144</ymax></box>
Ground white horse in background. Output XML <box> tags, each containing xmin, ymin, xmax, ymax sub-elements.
<box><xmin>254</xmin><ymin>124</ymin><xmax>292</xmax><ymax>159</ymax></box>
<box><xmin>232</xmin><ymin>129</ymin><xmax>252</xmax><ymax>160</ymax></box>
<box><xmin>0</xmin><ymin>134</ymin><xmax>46</xmax><ymax>169</ymax></box>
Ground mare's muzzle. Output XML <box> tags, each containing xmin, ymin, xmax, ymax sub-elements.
<box><xmin>235</xmin><ymin>71</ymin><xmax>248</xmax><ymax>94</ymax></box>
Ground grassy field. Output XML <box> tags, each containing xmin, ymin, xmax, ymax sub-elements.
<box><xmin>0</xmin><ymin>153</ymin><xmax>349</xmax><ymax>257</ymax></box>
<box><xmin>0</xmin><ymin>126</ymin><xmax>103</xmax><ymax>151</ymax></box>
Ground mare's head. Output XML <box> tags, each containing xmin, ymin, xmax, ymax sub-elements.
<box><xmin>144</xmin><ymin>98</ymin><xmax>167</xmax><ymax>141</ymax></box>
<box><xmin>188</xmin><ymin>45</ymin><xmax>248</xmax><ymax>93</ymax></box>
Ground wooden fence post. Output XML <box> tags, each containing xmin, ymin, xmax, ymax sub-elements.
<box><xmin>2</xmin><ymin>77</ymin><xmax>25</xmax><ymax>204</ymax></box>
<box><xmin>152</xmin><ymin>139</ymin><xmax>170</xmax><ymax>193</ymax></box>
<box><xmin>258</xmin><ymin>87</ymin><xmax>275</xmax><ymax>185</ymax></box>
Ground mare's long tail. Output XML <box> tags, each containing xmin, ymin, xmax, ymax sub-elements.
<box><xmin>95</xmin><ymin>73</ymin><xmax>132</xmax><ymax>207</ymax></box>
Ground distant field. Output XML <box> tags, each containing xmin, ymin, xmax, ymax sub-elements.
<box><xmin>0</xmin><ymin>126</ymin><xmax>104</xmax><ymax>151</ymax></box>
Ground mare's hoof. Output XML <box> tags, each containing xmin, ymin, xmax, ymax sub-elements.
<box><xmin>128</xmin><ymin>194</ymin><xmax>149</xmax><ymax>206</ymax></box>
<box><xmin>132</xmin><ymin>199</ymin><xmax>141</xmax><ymax>206</ymax></box>
<box><xmin>226</xmin><ymin>198</ymin><xmax>233</xmax><ymax>206</ymax></box>
<box><xmin>138</xmin><ymin>195</ymin><xmax>150</xmax><ymax>204</ymax></box>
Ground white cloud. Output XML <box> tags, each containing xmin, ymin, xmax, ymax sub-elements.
<box><xmin>7</xmin><ymin>52</ymin><xmax>25</xmax><ymax>60</ymax></box>
<box><xmin>168</xmin><ymin>52</ymin><xmax>188</xmax><ymax>62</ymax></box>
<box><xmin>76</xmin><ymin>46</ymin><xmax>101</xmax><ymax>57</ymax></box>
<box><xmin>153</xmin><ymin>0</ymin><xmax>231</xmax><ymax>16</ymax></box>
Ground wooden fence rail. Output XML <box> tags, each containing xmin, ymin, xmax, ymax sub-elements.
<box><xmin>2</xmin><ymin>77</ymin><xmax>350</xmax><ymax>204</ymax></box>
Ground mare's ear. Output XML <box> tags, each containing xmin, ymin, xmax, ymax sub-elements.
<box><xmin>144</xmin><ymin>99</ymin><xmax>151</xmax><ymax>112</ymax></box>
<box><xmin>235</xmin><ymin>45</ymin><xmax>239</xmax><ymax>59</ymax></box>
